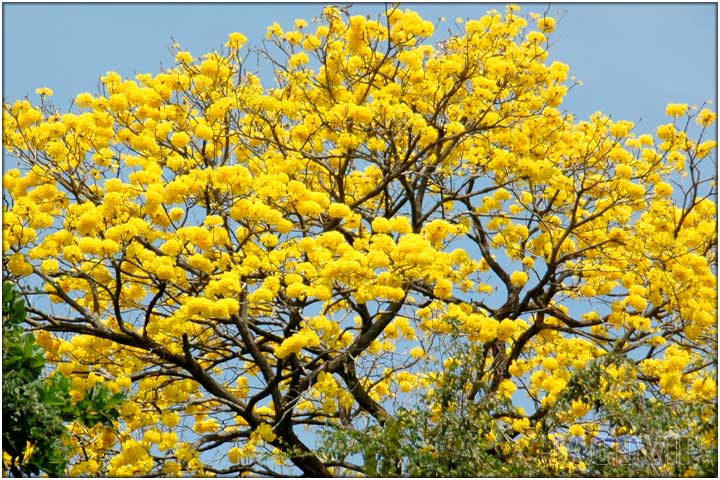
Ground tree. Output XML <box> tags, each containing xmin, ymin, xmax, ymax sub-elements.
<box><xmin>2</xmin><ymin>281</ymin><xmax>125</xmax><ymax>477</ymax></box>
<box><xmin>2</xmin><ymin>5</ymin><xmax>716</xmax><ymax>476</ymax></box>
<box><xmin>318</xmin><ymin>335</ymin><xmax>717</xmax><ymax>476</ymax></box>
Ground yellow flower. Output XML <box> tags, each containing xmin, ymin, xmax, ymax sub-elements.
<box><xmin>297</xmin><ymin>200</ymin><xmax>322</xmax><ymax>216</ymax></box>
<box><xmin>227</xmin><ymin>32</ymin><xmax>247</xmax><ymax>49</ymax></box>
<box><xmin>144</xmin><ymin>429</ymin><xmax>162</xmax><ymax>444</ymax></box>
<box><xmin>542</xmin><ymin>357</ymin><xmax>559</xmax><ymax>370</ymax></box>
<box><xmin>526</xmin><ymin>31</ymin><xmax>546</xmax><ymax>44</ymax></box>
<box><xmin>510</xmin><ymin>271</ymin><xmax>529</xmax><ymax>287</ymax></box>
<box><xmin>371</xmin><ymin>217</ymin><xmax>392</xmax><ymax>233</ymax></box>
<box><xmin>116</xmin><ymin>376</ymin><xmax>132</xmax><ymax>389</ymax></box>
<box><xmin>410</xmin><ymin>346</ymin><xmax>425</xmax><ymax>359</ymax></box>
<box><xmin>568</xmin><ymin>424</ymin><xmax>585</xmax><ymax>436</ymax></box>
<box><xmin>665</xmin><ymin>103</ymin><xmax>688</xmax><ymax>117</ymax></box>
<box><xmin>537</xmin><ymin>17</ymin><xmax>555</xmax><ymax>33</ymax></box>
<box><xmin>498</xmin><ymin>379</ymin><xmax>517</xmax><ymax>398</ymax></box>
<box><xmin>497</xmin><ymin>319</ymin><xmax>517</xmax><ymax>340</ymax></box>
<box><xmin>171</xmin><ymin>132</ymin><xmax>190</xmax><ymax>148</ymax></box>
<box><xmin>228</xmin><ymin>447</ymin><xmax>243</xmax><ymax>464</ymax></box>
<box><xmin>695</xmin><ymin>140</ymin><xmax>717</xmax><ymax>159</ymax></box>
<box><xmin>626</xmin><ymin>294</ymin><xmax>647</xmax><ymax>312</ymax></box>
<box><xmin>655</xmin><ymin>181</ymin><xmax>673</xmax><ymax>197</ymax></box>
<box><xmin>656</xmin><ymin>123</ymin><xmax>675</xmax><ymax>140</ymax></box>
<box><xmin>35</xmin><ymin>87</ymin><xmax>54</xmax><ymax>96</ymax></box>
<box><xmin>194</xmin><ymin>123</ymin><xmax>214</xmax><ymax>140</ymax></box>
<box><xmin>289</xmin><ymin>52</ymin><xmax>309</xmax><ymax>68</ymax></box>
<box><xmin>697</xmin><ymin>108</ymin><xmax>717</xmax><ymax>127</ymax></box>
<box><xmin>168</xmin><ymin>207</ymin><xmax>185</xmax><ymax>222</ymax></box>
<box><xmin>390</xmin><ymin>217</ymin><xmax>412</xmax><ymax>234</ymax></box>
<box><xmin>285</xmin><ymin>282</ymin><xmax>307</xmax><ymax>299</ymax></box>
<box><xmin>8</xmin><ymin>253</ymin><xmax>33</xmax><ymax>277</ymax></box>
<box><xmin>256</xmin><ymin>423</ymin><xmax>277</xmax><ymax>442</ymax></box>
<box><xmin>615</xmin><ymin>164</ymin><xmax>633</xmax><ymax>178</ymax></box>
<box><xmin>433</xmin><ymin>278</ymin><xmax>453</xmax><ymax>299</ymax></box>
<box><xmin>275</xmin><ymin>329</ymin><xmax>320</xmax><ymax>359</ymax></box>
<box><xmin>266</xmin><ymin>21</ymin><xmax>283</xmax><ymax>39</ymax></box>
<box><xmin>194</xmin><ymin>418</ymin><xmax>220</xmax><ymax>433</ymax></box>
<box><xmin>41</xmin><ymin>258</ymin><xmax>60</xmax><ymax>274</ymax></box>
<box><xmin>512</xmin><ymin>417</ymin><xmax>530</xmax><ymax>432</ymax></box>
<box><xmin>175</xmin><ymin>50</ymin><xmax>194</xmax><ymax>64</ymax></box>
<box><xmin>188</xmin><ymin>254</ymin><xmax>213</xmax><ymax>273</ymax></box>
<box><xmin>570</xmin><ymin>399</ymin><xmax>590</xmax><ymax>418</ymax></box>
<box><xmin>162</xmin><ymin>411</ymin><xmax>180</xmax><ymax>428</ymax></box>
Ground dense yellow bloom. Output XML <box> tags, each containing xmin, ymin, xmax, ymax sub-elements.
<box><xmin>497</xmin><ymin>379</ymin><xmax>517</xmax><ymax>398</ymax></box>
<box><xmin>433</xmin><ymin>278</ymin><xmax>453</xmax><ymax>299</ymax></box>
<box><xmin>275</xmin><ymin>329</ymin><xmax>321</xmax><ymax>359</ymax></box>
<box><xmin>666</xmin><ymin>103</ymin><xmax>688</xmax><ymax>117</ymax></box>
<box><xmin>510</xmin><ymin>271</ymin><xmax>529</xmax><ymax>287</ymax></box>
<box><xmin>171</xmin><ymin>131</ymin><xmax>190</xmax><ymax>148</ymax></box>
<box><xmin>7</xmin><ymin>253</ymin><xmax>33</xmax><ymax>277</ymax></box>
<box><xmin>410</xmin><ymin>346</ymin><xmax>425</xmax><ymax>359</ymax></box>
<box><xmin>497</xmin><ymin>319</ymin><xmax>517</xmax><ymax>340</ymax></box>
<box><xmin>228</xmin><ymin>447</ymin><xmax>243</xmax><ymax>464</ymax></box>
<box><xmin>2</xmin><ymin>5</ymin><xmax>715</xmax><ymax>477</ymax></box>
<box><xmin>696</xmin><ymin>108</ymin><xmax>717</xmax><ymax>126</ymax></box>
<box><xmin>537</xmin><ymin>17</ymin><xmax>555</xmax><ymax>33</ymax></box>
<box><xmin>227</xmin><ymin>32</ymin><xmax>247</xmax><ymax>49</ymax></box>
<box><xmin>256</xmin><ymin>423</ymin><xmax>277</xmax><ymax>442</ymax></box>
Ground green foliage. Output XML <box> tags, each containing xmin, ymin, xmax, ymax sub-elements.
<box><xmin>318</xmin><ymin>341</ymin><xmax>718</xmax><ymax>477</ymax></box>
<box><xmin>547</xmin><ymin>354</ymin><xmax>717</xmax><ymax>477</ymax></box>
<box><xmin>318</xmin><ymin>341</ymin><xmax>527</xmax><ymax>477</ymax></box>
<box><xmin>570</xmin><ymin>401</ymin><xmax>718</xmax><ymax>477</ymax></box>
<box><xmin>2</xmin><ymin>281</ymin><xmax>125</xmax><ymax>477</ymax></box>
<box><xmin>2</xmin><ymin>281</ymin><xmax>43</xmax><ymax>381</ymax></box>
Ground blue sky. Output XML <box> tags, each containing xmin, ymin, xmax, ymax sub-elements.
<box><xmin>2</xmin><ymin>1</ymin><xmax>717</xmax><ymax>135</ymax></box>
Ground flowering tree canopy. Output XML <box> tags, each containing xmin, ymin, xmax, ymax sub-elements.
<box><xmin>2</xmin><ymin>5</ymin><xmax>717</xmax><ymax>477</ymax></box>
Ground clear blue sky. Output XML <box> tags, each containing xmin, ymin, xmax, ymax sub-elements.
<box><xmin>2</xmin><ymin>1</ymin><xmax>717</xmax><ymax>134</ymax></box>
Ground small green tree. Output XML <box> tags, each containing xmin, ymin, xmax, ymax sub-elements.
<box><xmin>318</xmin><ymin>337</ymin><xmax>718</xmax><ymax>477</ymax></box>
<box><xmin>2</xmin><ymin>281</ymin><xmax>126</xmax><ymax>477</ymax></box>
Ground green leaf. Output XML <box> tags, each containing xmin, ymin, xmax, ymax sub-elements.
<box><xmin>2</xmin><ymin>281</ymin><xmax>126</xmax><ymax>477</ymax></box>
